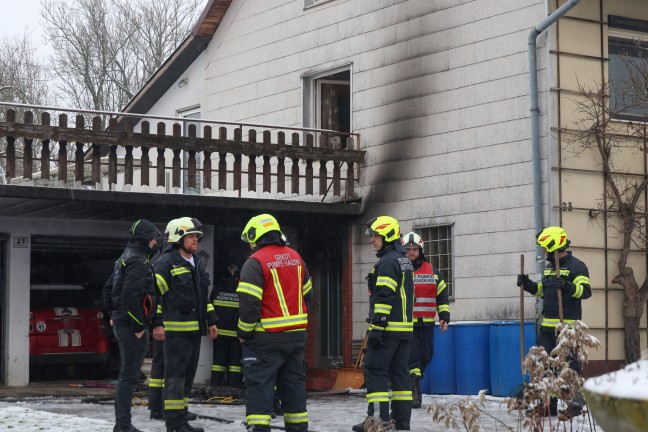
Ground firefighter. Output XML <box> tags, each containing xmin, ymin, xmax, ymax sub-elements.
<box><xmin>352</xmin><ymin>216</ymin><xmax>415</xmax><ymax>432</ymax></box>
<box><xmin>237</xmin><ymin>214</ymin><xmax>312</xmax><ymax>432</ymax></box>
<box><xmin>210</xmin><ymin>263</ymin><xmax>243</xmax><ymax>388</ymax></box>
<box><xmin>517</xmin><ymin>226</ymin><xmax>592</xmax><ymax>418</ymax></box>
<box><xmin>401</xmin><ymin>232</ymin><xmax>450</xmax><ymax>409</ymax></box>
<box><xmin>109</xmin><ymin>219</ymin><xmax>164</xmax><ymax>432</ymax></box>
<box><xmin>154</xmin><ymin>217</ymin><xmax>219</xmax><ymax>432</ymax></box>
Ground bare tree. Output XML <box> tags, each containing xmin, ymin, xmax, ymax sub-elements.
<box><xmin>0</xmin><ymin>33</ymin><xmax>49</xmax><ymax>105</ymax></box>
<box><xmin>563</xmin><ymin>41</ymin><xmax>648</xmax><ymax>363</ymax></box>
<box><xmin>40</xmin><ymin>0</ymin><xmax>202</xmax><ymax>112</ymax></box>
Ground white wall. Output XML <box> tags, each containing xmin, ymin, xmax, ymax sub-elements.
<box><xmin>196</xmin><ymin>0</ymin><xmax>549</xmax><ymax>339</ymax></box>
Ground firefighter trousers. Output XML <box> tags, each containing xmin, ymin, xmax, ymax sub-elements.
<box><xmin>242</xmin><ymin>332</ymin><xmax>308</xmax><ymax>432</ymax></box>
<box><xmin>408</xmin><ymin>324</ymin><xmax>434</xmax><ymax>377</ymax></box>
<box><xmin>148</xmin><ymin>338</ymin><xmax>165</xmax><ymax>414</ymax></box>
<box><xmin>364</xmin><ymin>336</ymin><xmax>412</xmax><ymax>427</ymax></box>
<box><xmin>163</xmin><ymin>332</ymin><xmax>201</xmax><ymax>428</ymax></box>
<box><xmin>212</xmin><ymin>335</ymin><xmax>243</xmax><ymax>386</ymax></box>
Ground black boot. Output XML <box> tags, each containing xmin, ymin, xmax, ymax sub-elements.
<box><xmin>351</xmin><ymin>416</ymin><xmax>373</xmax><ymax>432</ymax></box>
<box><xmin>411</xmin><ymin>375</ymin><xmax>422</xmax><ymax>409</ymax></box>
<box><xmin>185</xmin><ymin>408</ymin><xmax>197</xmax><ymax>421</ymax></box>
<box><xmin>526</xmin><ymin>398</ymin><xmax>558</xmax><ymax>417</ymax></box>
<box><xmin>210</xmin><ymin>371</ymin><xmax>225</xmax><ymax>387</ymax></box>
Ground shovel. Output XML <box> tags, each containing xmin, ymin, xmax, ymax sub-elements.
<box><xmin>511</xmin><ymin>254</ymin><xmax>526</xmax><ymax>398</ymax></box>
<box><xmin>330</xmin><ymin>334</ymin><xmax>368</xmax><ymax>391</ymax></box>
<box><xmin>554</xmin><ymin>252</ymin><xmax>564</xmax><ymax>323</ymax></box>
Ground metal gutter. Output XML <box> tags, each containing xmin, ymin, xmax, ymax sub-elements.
<box><xmin>528</xmin><ymin>0</ymin><xmax>582</xmax><ymax>273</ymax></box>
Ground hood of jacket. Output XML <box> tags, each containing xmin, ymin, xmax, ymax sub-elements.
<box><xmin>127</xmin><ymin>219</ymin><xmax>163</xmax><ymax>251</ymax></box>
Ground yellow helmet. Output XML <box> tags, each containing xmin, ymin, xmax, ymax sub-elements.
<box><xmin>241</xmin><ymin>214</ymin><xmax>282</xmax><ymax>244</ymax></box>
<box><xmin>365</xmin><ymin>216</ymin><xmax>401</xmax><ymax>243</ymax></box>
<box><xmin>165</xmin><ymin>217</ymin><xmax>204</xmax><ymax>244</ymax></box>
<box><xmin>537</xmin><ymin>226</ymin><xmax>570</xmax><ymax>253</ymax></box>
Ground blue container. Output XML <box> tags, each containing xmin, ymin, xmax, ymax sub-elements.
<box><xmin>454</xmin><ymin>322</ymin><xmax>491</xmax><ymax>395</ymax></box>
<box><xmin>422</xmin><ymin>324</ymin><xmax>456</xmax><ymax>394</ymax></box>
<box><xmin>489</xmin><ymin>321</ymin><xmax>536</xmax><ymax>397</ymax></box>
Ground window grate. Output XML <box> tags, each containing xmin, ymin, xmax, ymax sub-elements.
<box><xmin>415</xmin><ymin>225</ymin><xmax>453</xmax><ymax>299</ymax></box>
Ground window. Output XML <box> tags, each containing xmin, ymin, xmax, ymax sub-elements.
<box><xmin>608</xmin><ymin>16</ymin><xmax>648</xmax><ymax>119</ymax></box>
<box><xmin>415</xmin><ymin>225</ymin><xmax>454</xmax><ymax>299</ymax></box>
<box><xmin>303</xmin><ymin>66</ymin><xmax>351</xmax><ymax>144</ymax></box>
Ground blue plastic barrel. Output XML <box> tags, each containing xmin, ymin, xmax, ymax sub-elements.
<box><xmin>422</xmin><ymin>323</ymin><xmax>456</xmax><ymax>394</ymax></box>
<box><xmin>489</xmin><ymin>321</ymin><xmax>536</xmax><ymax>397</ymax></box>
<box><xmin>454</xmin><ymin>321</ymin><xmax>491</xmax><ymax>395</ymax></box>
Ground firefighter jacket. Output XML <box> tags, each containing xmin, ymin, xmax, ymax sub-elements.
<box><xmin>109</xmin><ymin>220</ymin><xmax>160</xmax><ymax>333</ymax></box>
<box><xmin>523</xmin><ymin>251</ymin><xmax>591</xmax><ymax>329</ymax></box>
<box><xmin>236</xmin><ymin>242</ymin><xmax>312</xmax><ymax>340</ymax></box>
<box><xmin>412</xmin><ymin>259</ymin><xmax>450</xmax><ymax>325</ymax></box>
<box><xmin>153</xmin><ymin>247</ymin><xmax>218</xmax><ymax>334</ymax></box>
<box><xmin>210</xmin><ymin>275</ymin><xmax>239</xmax><ymax>338</ymax></box>
<box><xmin>367</xmin><ymin>242</ymin><xmax>415</xmax><ymax>339</ymax></box>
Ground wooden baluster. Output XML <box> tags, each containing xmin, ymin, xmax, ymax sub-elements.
<box><xmin>203</xmin><ymin>126</ymin><xmax>212</xmax><ymax>191</ymax></box>
<box><xmin>187</xmin><ymin>124</ymin><xmax>197</xmax><ymax>190</ymax></box>
<box><xmin>157</xmin><ymin>122</ymin><xmax>166</xmax><ymax>187</ymax></box>
<box><xmin>262</xmin><ymin>131</ymin><xmax>272</xmax><ymax>193</ymax></box>
<box><xmin>248</xmin><ymin>129</ymin><xmax>257</xmax><ymax>192</ymax></box>
<box><xmin>75</xmin><ymin>115</ymin><xmax>85</xmax><ymax>183</ymax></box>
<box><xmin>125</xmin><ymin>146</ymin><xmax>134</xmax><ymax>185</ymax></box>
<box><xmin>108</xmin><ymin>146</ymin><xmax>117</xmax><ymax>186</ymax></box>
<box><xmin>5</xmin><ymin>110</ymin><xmax>15</xmax><ymax>179</ymax></box>
<box><xmin>58</xmin><ymin>114</ymin><xmax>68</xmax><ymax>183</ymax></box>
<box><xmin>172</xmin><ymin>123</ymin><xmax>182</xmax><ymax>189</ymax></box>
<box><xmin>91</xmin><ymin>117</ymin><xmax>102</xmax><ymax>184</ymax></box>
<box><xmin>306</xmin><ymin>134</ymin><xmax>314</xmax><ymax>195</ymax></box>
<box><xmin>276</xmin><ymin>132</ymin><xmax>285</xmax><ymax>194</ymax></box>
<box><xmin>233</xmin><ymin>128</ymin><xmax>242</xmax><ymax>192</ymax></box>
<box><xmin>333</xmin><ymin>159</ymin><xmax>341</xmax><ymax>197</ymax></box>
<box><xmin>291</xmin><ymin>133</ymin><xmax>300</xmax><ymax>194</ymax></box>
<box><xmin>319</xmin><ymin>160</ymin><xmax>327</xmax><ymax>196</ymax></box>
<box><xmin>140</xmin><ymin>121</ymin><xmax>150</xmax><ymax>186</ymax></box>
<box><xmin>346</xmin><ymin>161</ymin><xmax>355</xmax><ymax>199</ymax></box>
<box><xmin>218</xmin><ymin>127</ymin><xmax>227</xmax><ymax>190</ymax></box>
<box><xmin>23</xmin><ymin>111</ymin><xmax>33</xmax><ymax>179</ymax></box>
<box><xmin>41</xmin><ymin>112</ymin><xmax>51</xmax><ymax>180</ymax></box>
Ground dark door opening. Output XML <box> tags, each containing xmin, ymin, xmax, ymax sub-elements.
<box><xmin>0</xmin><ymin>235</ymin><xmax>6</xmax><ymax>385</ymax></box>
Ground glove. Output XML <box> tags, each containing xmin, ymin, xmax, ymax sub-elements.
<box><xmin>370</xmin><ymin>313</ymin><xmax>388</xmax><ymax>327</ymax></box>
<box><xmin>555</xmin><ymin>278</ymin><xmax>574</xmax><ymax>294</ymax></box>
<box><xmin>517</xmin><ymin>274</ymin><xmax>531</xmax><ymax>289</ymax></box>
<box><xmin>367</xmin><ymin>329</ymin><xmax>383</xmax><ymax>349</ymax></box>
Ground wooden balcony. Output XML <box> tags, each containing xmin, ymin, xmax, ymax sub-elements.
<box><xmin>0</xmin><ymin>103</ymin><xmax>365</xmax><ymax>204</ymax></box>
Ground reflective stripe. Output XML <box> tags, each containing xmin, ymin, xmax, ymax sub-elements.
<box><xmin>213</xmin><ymin>300</ymin><xmax>239</xmax><ymax>308</ymax></box>
<box><xmin>260</xmin><ymin>314</ymin><xmax>308</xmax><ymax>329</ymax></box>
<box><xmin>413</xmin><ymin>306</ymin><xmax>436</xmax><ymax>312</ymax></box>
<box><xmin>284</xmin><ymin>412</ymin><xmax>308</xmax><ymax>424</ymax></box>
<box><xmin>211</xmin><ymin>365</ymin><xmax>226</xmax><ymax>372</ymax></box>
<box><xmin>416</xmin><ymin>297</ymin><xmax>436</xmax><ymax>302</ymax></box>
<box><xmin>156</xmin><ymin>274</ymin><xmax>169</xmax><ymax>295</ymax></box>
<box><xmin>541</xmin><ymin>318</ymin><xmax>576</xmax><ymax>327</ymax></box>
<box><xmin>297</xmin><ymin>266</ymin><xmax>303</xmax><ymax>315</ymax></box>
<box><xmin>303</xmin><ymin>278</ymin><xmax>313</xmax><ymax>296</ymax></box>
<box><xmin>367</xmin><ymin>391</ymin><xmax>390</xmax><ymax>403</ymax></box>
<box><xmin>535</xmin><ymin>282</ymin><xmax>544</xmax><ymax>298</ymax></box>
<box><xmin>437</xmin><ymin>280</ymin><xmax>447</xmax><ymax>295</ymax></box>
<box><xmin>247</xmin><ymin>414</ymin><xmax>272</xmax><ymax>426</ymax></box>
<box><xmin>170</xmin><ymin>267</ymin><xmax>191</xmax><ymax>276</ymax></box>
<box><xmin>374</xmin><ymin>303</ymin><xmax>392</xmax><ymax>315</ymax></box>
<box><xmin>544</xmin><ymin>269</ymin><xmax>570</xmax><ymax>277</ymax></box>
<box><xmin>410</xmin><ymin>368</ymin><xmax>421</xmax><ymax>377</ymax></box>
<box><xmin>128</xmin><ymin>311</ymin><xmax>143</xmax><ymax>325</ymax></box>
<box><xmin>218</xmin><ymin>329</ymin><xmax>237</xmax><ymax>337</ymax></box>
<box><xmin>376</xmin><ymin>276</ymin><xmax>397</xmax><ymax>291</ymax></box>
<box><xmin>163</xmin><ymin>321</ymin><xmax>199</xmax><ymax>331</ymax></box>
<box><xmin>228</xmin><ymin>365</ymin><xmax>242</xmax><ymax>373</ymax></box>
<box><xmin>270</xmin><ymin>268</ymin><xmax>290</xmax><ymax>316</ymax></box>
<box><xmin>237</xmin><ymin>282</ymin><xmax>263</xmax><ymax>300</ymax></box>
<box><xmin>572</xmin><ymin>275</ymin><xmax>590</xmax><ymax>298</ymax></box>
<box><xmin>207</xmin><ymin>303</ymin><xmax>215</xmax><ymax>312</ymax></box>
<box><xmin>392</xmin><ymin>390</ymin><xmax>413</xmax><ymax>401</ymax></box>
<box><xmin>385</xmin><ymin>321</ymin><xmax>413</xmax><ymax>332</ymax></box>
<box><xmin>400</xmin><ymin>272</ymin><xmax>407</xmax><ymax>321</ymax></box>
<box><xmin>437</xmin><ymin>305</ymin><xmax>450</xmax><ymax>314</ymax></box>
<box><xmin>156</xmin><ymin>304</ymin><xmax>163</xmax><ymax>313</ymax></box>
<box><xmin>149</xmin><ymin>378</ymin><xmax>164</xmax><ymax>388</ymax></box>
<box><xmin>238</xmin><ymin>319</ymin><xmax>257</xmax><ymax>332</ymax></box>
<box><xmin>165</xmin><ymin>399</ymin><xmax>184</xmax><ymax>410</ymax></box>
<box><xmin>368</xmin><ymin>323</ymin><xmax>385</xmax><ymax>331</ymax></box>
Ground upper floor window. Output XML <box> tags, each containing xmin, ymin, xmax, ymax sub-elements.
<box><xmin>608</xmin><ymin>16</ymin><xmax>648</xmax><ymax>120</ymax></box>
<box><xmin>414</xmin><ymin>225</ymin><xmax>454</xmax><ymax>299</ymax></box>
<box><xmin>303</xmin><ymin>66</ymin><xmax>351</xmax><ymax>145</ymax></box>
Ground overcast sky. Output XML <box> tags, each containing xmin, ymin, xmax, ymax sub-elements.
<box><xmin>1</xmin><ymin>0</ymin><xmax>51</xmax><ymax>59</ymax></box>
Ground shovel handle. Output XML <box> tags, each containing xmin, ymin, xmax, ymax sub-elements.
<box><xmin>554</xmin><ymin>253</ymin><xmax>564</xmax><ymax>323</ymax></box>
<box><xmin>520</xmin><ymin>254</ymin><xmax>525</xmax><ymax>370</ymax></box>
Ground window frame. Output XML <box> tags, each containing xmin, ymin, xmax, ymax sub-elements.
<box><xmin>302</xmin><ymin>65</ymin><xmax>353</xmax><ymax>132</ymax></box>
<box><xmin>414</xmin><ymin>224</ymin><xmax>454</xmax><ymax>301</ymax></box>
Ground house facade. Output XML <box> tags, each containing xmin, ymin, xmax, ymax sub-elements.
<box><xmin>2</xmin><ymin>0</ymin><xmax>647</xmax><ymax>387</ymax></box>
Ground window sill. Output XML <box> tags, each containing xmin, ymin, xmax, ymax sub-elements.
<box><xmin>304</xmin><ymin>0</ymin><xmax>337</xmax><ymax>10</ymax></box>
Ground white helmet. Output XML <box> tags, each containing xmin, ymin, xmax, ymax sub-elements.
<box><xmin>401</xmin><ymin>232</ymin><xmax>424</xmax><ymax>250</ymax></box>
<box><xmin>165</xmin><ymin>217</ymin><xmax>204</xmax><ymax>244</ymax></box>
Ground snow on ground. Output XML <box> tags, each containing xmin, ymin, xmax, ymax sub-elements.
<box><xmin>0</xmin><ymin>392</ymin><xmax>598</xmax><ymax>432</ymax></box>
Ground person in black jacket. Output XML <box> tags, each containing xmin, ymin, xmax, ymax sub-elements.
<box><xmin>517</xmin><ymin>226</ymin><xmax>592</xmax><ymax>418</ymax></box>
<box><xmin>108</xmin><ymin>219</ymin><xmax>164</xmax><ymax>432</ymax></box>
<box><xmin>154</xmin><ymin>217</ymin><xmax>218</xmax><ymax>432</ymax></box>
<box><xmin>353</xmin><ymin>216</ymin><xmax>414</xmax><ymax>432</ymax></box>
<box><xmin>209</xmin><ymin>263</ymin><xmax>243</xmax><ymax>388</ymax></box>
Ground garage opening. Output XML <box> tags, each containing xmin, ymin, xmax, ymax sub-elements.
<box><xmin>29</xmin><ymin>236</ymin><xmax>127</xmax><ymax>381</ymax></box>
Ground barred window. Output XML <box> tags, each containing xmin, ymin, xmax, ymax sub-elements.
<box><xmin>415</xmin><ymin>225</ymin><xmax>454</xmax><ymax>299</ymax></box>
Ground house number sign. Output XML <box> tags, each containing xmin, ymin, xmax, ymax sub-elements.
<box><xmin>13</xmin><ymin>236</ymin><xmax>29</xmax><ymax>248</ymax></box>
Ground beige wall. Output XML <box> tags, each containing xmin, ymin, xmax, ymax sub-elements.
<box><xmin>551</xmin><ymin>0</ymin><xmax>648</xmax><ymax>362</ymax></box>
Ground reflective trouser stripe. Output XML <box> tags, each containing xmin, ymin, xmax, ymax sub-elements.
<box><xmin>392</xmin><ymin>390</ymin><xmax>413</xmax><ymax>401</ymax></box>
<box><xmin>164</xmin><ymin>399</ymin><xmax>184</xmax><ymax>410</ymax></box>
<box><xmin>149</xmin><ymin>378</ymin><xmax>164</xmax><ymax>388</ymax></box>
<box><xmin>211</xmin><ymin>364</ymin><xmax>226</xmax><ymax>372</ymax></box>
<box><xmin>367</xmin><ymin>391</ymin><xmax>390</xmax><ymax>403</ymax></box>
<box><xmin>247</xmin><ymin>414</ymin><xmax>272</xmax><ymax>426</ymax></box>
<box><xmin>284</xmin><ymin>412</ymin><xmax>309</xmax><ymax>424</ymax></box>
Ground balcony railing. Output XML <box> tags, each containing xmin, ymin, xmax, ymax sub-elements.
<box><xmin>0</xmin><ymin>102</ymin><xmax>365</xmax><ymax>203</ymax></box>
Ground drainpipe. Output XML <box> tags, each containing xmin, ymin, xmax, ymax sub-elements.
<box><xmin>528</xmin><ymin>0</ymin><xmax>581</xmax><ymax>274</ymax></box>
